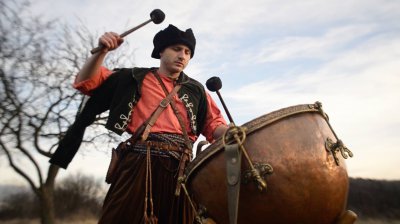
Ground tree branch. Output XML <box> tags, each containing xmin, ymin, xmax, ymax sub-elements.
<box><xmin>0</xmin><ymin>142</ymin><xmax>39</xmax><ymax>196</ymax></box>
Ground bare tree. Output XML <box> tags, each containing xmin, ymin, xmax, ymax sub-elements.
<box><xmin>54</xmin><ymin>173</ymin><xmax>103</xmax><ymax>219</ymax></box>
<box><xmin>0</xmin><ymin>173</ymin><xmax>104</xmax><ymax>220</ymax></box>
<box><xmin>0</xmin><ymin>1</ymin><xmax>134</xmax><ymax>223</ymax></box>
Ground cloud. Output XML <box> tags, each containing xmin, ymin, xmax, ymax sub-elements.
<box><xmin>225</xmin><ymin>30</ymin><xmax>400</xmax><ymax>117</ymax></box>
<box><xmin>218</xmin><ymin>29</ymin><xmax>400</xmax><ymax>179</ymax></box>
<box><xmin>16</xmin><ymin>0</ymin><xmax>400</xmax><ymax>183</ymax></box>
<box><xmin>242</xmin><ymin>24</ymin><xmax>375</xmax><ymax>63</ymax></box>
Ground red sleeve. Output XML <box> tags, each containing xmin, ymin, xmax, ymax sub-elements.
<box><xmin>201</xmin><ymin>92</ymin><xmax>227</xmax><ymax>142</ymax></box>
<box><xmin>73</xmin><ymin>66</ymin><xmax>113</xmax><ymax>95</ymax></box>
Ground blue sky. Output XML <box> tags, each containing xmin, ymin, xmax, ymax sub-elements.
<box><xmin>2</xmin><ymin>0</ymin><xmax>399</xmax><ymax>185</ymax></box>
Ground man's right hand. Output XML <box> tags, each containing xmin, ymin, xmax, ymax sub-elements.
<box><xmin>76</xmin><ymin>32</ymin><xmax>123</xmax><ymax>83</ymax></box>
<box><xmin>99</xmin><ymin>32</ymin><xmax>124</xmax><ymax>52</ymax></box>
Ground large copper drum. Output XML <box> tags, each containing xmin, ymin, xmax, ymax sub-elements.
<box><xmin>185</xmin><ymin>103</ymin><xmax>351</xmax><ymax>224</ymax></box>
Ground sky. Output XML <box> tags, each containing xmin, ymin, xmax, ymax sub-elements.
<box><xmin>1</xmin><ymin>0</ymin><xmax>400</xmax><ymax>187</ymax></box>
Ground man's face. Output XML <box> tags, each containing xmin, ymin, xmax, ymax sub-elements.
<box><xmin>159</xmin><ymin>44</ymin><xmax>191</xmax><ymax>74</ymax></box>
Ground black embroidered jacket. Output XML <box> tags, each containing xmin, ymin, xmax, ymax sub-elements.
<box><xmin>50</xmin><ymin>67</ymin><xmax>207</xmax><ymax>169</ymax></box>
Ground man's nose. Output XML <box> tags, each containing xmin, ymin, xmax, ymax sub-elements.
<box><xmin>177</xmin><ymin>51</ymin><xmax>185</xmax><ymax>59</ymax></box>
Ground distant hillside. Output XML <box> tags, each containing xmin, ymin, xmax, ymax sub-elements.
<box><xmin>348</xmin><ymin>178</ymin><xmax>400</xmax><ymax>219</ymax></box>
<box><xmin>0</xmin><ymin>185</ymin><xmax>27</xmax><ymax>201</ymax></box>
<box><xmin>1</xmin><ymin>178</ymin><xmax>399</xmax><ymax>220</ymax></box>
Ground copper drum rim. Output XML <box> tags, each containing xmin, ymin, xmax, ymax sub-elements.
<box><xmin>185</xmin><ymin>103</ymin><xmax>350</xmax><ymax>224</ymax></box>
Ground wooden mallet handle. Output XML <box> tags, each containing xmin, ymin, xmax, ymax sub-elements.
<box><xmin>90</xmin><ymin>9</ymin><xmax>165</xmax><ymax>54</ymax></box>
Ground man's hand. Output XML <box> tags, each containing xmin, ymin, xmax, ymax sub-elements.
<box><xmin>213</xmin><ymin>124</ymin><xmax>229</xmax><ymax>140</ymax></box>
<box><xmin>99</xmin><ymin>32</ymin><xmax>124</xmax><ymax>52</ymax></box>
<box><xmin>76</xmin><ymin>32</ymin><xmax>123</xmax><ymax>82</ymax></box>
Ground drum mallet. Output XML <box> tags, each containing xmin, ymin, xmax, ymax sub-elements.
<box><xmin>90</xmin><ymin>9</ymin><xmax>165</xmax><ymax>54</ymax></box>
<box><xmin>206</xmin><ymin>76</ymin><xmax>267</xmax><ymax>191</ymax></box>
<box><xmin>206</xmin><ymin>77</ymin><xmax>234</xmax><ymax>123</ymax></box>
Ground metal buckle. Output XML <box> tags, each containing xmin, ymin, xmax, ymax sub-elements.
<box><xmin>159</xmin><ymin>98</ymin><xmax>170</xmax><ymax>108</ymax></box>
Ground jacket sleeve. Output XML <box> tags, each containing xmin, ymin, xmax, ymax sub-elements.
<box><xmin>49</xmin><ymin>72</ymin><xmax>120</xmax><ymax>169</ymax></box>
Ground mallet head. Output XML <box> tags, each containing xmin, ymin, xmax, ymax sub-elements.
<box><xmin>206</xmin><ymin>76</ymin><xmax>222</xmax><ymax>92</ymax></box>
<box><xmin>150</xmin><ymin>9</ymin><xmax>165</xmax><ymax>24</ymax></box>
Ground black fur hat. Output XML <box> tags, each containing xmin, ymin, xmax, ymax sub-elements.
<box><xmin>151</xmin><ymin>24</ymin><xmax>196</xmax><ymax>59</ymax></box>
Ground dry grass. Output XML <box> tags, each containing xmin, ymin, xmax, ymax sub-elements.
<box><xmin>0</xmin><ymin>218</ymin><xmax>97</xmax><ymax>224</ymax></box>
<box><xmin>356</xmin><ymin>218</ymin><xmax>400</xmax><ymax>224</ymax></box>
<box><xmin>58</xmin><ymin>219</ymin><xmax>97</xmax><ymax>224</ymax></box>
<box><xmin>2</xmin><ymin>218</ymin><xmax>400</xmax><ymax>224</ymax></box>
<box><xmin>0</xmin><ymin>220</ymin><xmax>38</xmax><ymax>224</ymax></box>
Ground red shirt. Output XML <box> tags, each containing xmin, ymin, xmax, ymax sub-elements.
<box><xmin>74</xmin><ymin>66</ymin><xmax>227</xmax><ymax>142</ymax></box>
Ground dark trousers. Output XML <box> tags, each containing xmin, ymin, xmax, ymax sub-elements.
<box><xmin>98</xmin><ymin>151</ymin><xmax>195</xmax><ymax>224</ymax></box>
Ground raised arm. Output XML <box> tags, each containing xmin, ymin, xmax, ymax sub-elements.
<box><xmin>76</xmin><ymin>32</ymin><xmax>124</xmax><ymax>83</ymax></box>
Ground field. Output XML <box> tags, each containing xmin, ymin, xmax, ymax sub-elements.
<box><xmin>0</xmin><ymin>218</ymin><xmax>400</xmax><ymax>224</ymax></box>
<box><xmin>0</xmin><ymin>218</ymin><xmax>96</xmax><ymax>224</ymax></box>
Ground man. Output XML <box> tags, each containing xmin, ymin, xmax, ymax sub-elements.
<box><xmin>50</xmin><ymin>24</ymin><xmax>227</xmax><ymax>223</ymax></box>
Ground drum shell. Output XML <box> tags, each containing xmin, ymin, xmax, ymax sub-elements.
<box><xmin>186</xmin><ymin>105</ymin><xmax>349</xmax><ymax>224</ymax></box>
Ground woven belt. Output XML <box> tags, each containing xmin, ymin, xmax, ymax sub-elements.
<box><xmin>135</xmin><ymin>140</ymin><xmax>182</xmax><ymax>152</ymax></box>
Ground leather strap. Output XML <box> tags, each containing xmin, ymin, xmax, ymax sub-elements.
<box><xmin>151</xmin><ymin>72</ymin><xmax>192</xmax><ymax>148</ymax></box>
<box><xmin>136</xmin><ymin>140</ymin><xmax>181</xmax><ymax>152</ymax></box>
<box><xmin>152</xmin><ymin>71</ymin><xmax>193</xmax><ymax>196</ymax></box>
<box><xmin>141</xmin><ymin>83</ymin><xmax>182</xmax><ymax>140</ymax></box>
<box><xmin>225</xmin><ymin>143</ymin><xmax>241</xmax><ymax>224</ymax></box>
